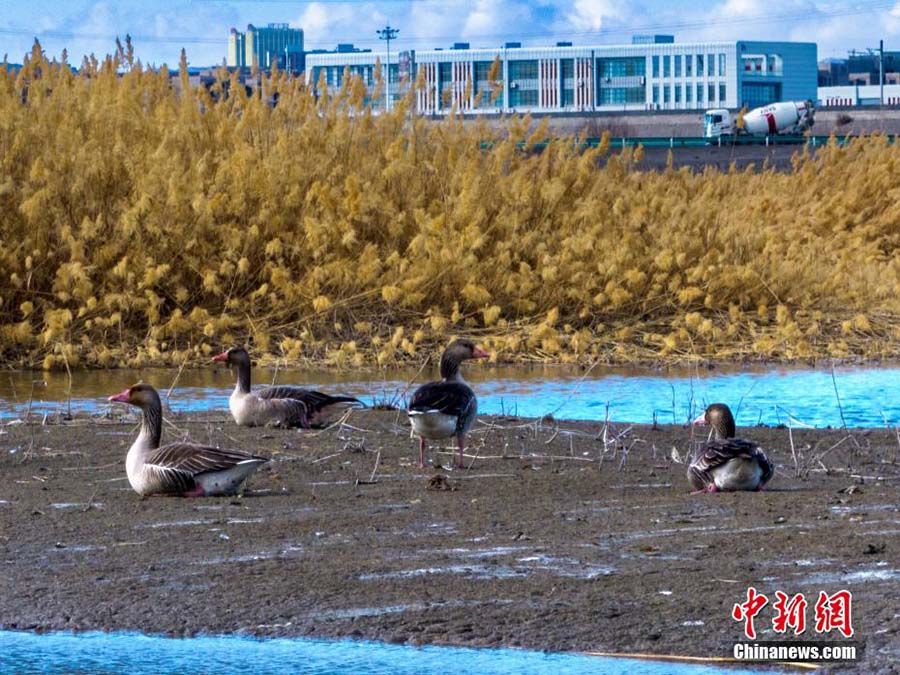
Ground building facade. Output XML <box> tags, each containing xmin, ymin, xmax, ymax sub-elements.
<box><xmin>228</xmin><ymin>23</ymin><xmax>304</xmax><ymax>72</ymax></box>
<box><xmin>305</xmin><ymin>38</ymin><xmax>817</xmax><ymax>114</ymax></box>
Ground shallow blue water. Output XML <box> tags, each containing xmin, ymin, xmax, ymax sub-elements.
<box><xmin>0</xmin><ymin>631</ymin><xmax>768</xmax><ymax>675</ymax></box>
<box><xmin>2</xmin><ymin>364</ymin><xmax>900</xmax><ymax>428</ymax></box>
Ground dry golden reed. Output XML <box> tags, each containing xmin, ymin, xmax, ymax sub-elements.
<box><xmin>2</xmin><ymin>42</ymin><xmax>900</xmax><ymax>370</ymax></box>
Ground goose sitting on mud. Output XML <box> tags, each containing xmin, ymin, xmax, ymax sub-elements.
<box><xmin>688</xmin><ymin>403</ymin><xmax>774</xmax><ymax>493</ymax></box>
<box><xmin>108</xmin><ymin>383</ymin><xmax>268</xmax><ymax>497</ymax></box>
<box><xmin>408</xmin><ymin>339</ymin><xmax>489</xmax><ymax>469</ymax></box>
<box><xmin>212</xmin><ymin>347</ymin><xmax>363</xmax><ymax>428</ymax></box>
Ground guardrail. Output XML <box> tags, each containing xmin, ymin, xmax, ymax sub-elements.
<box><xmin>481</xmin><ymin>134</ymin><xmax>892</xmax><ymax>150</ymax></box>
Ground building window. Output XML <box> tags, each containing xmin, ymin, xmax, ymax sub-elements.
<box><xmin>473</xmin><ymin>61</ymin><xmax>496</xmax><ymax>107</ymax></box>
<box><xmin>561</xmin><ymin>58</ymin><xmax>574</xmax><ymax>106</ymax></box>
<box><xmin>439</xmin><ymin>62</ymin><xmax>452</xmax><ymax>87</ymax></box>
<box><xmin>718</xmin><ymin>53</ymin><xmax>726</xmax><ymax>77</ymax></box>
<box><xmin>697</xmin><ymin>83</ymin><xmax>703</xmax><ymax>103</ymax></box>
<box><xmin>675</xmin><ymin>84</ymin><xmax>681</xmax><ymax>103</ymax></box>
<box><xmin>663</xmin><ymin>55</ymin><xmax>670</xmax><ymax>77</ymax></box>
<box><xmin>742</xmin><ymin>82</ymin><xmax>782</xmax><ymax>108</ymax></box>
<box><xmin>685</xmin><ymin>54</ymin><xmax>692</xmax><ymax>77</ymax></box>
<box><xmin>696</xmin><ymin>54</ymin><xmax>703</xmax><ymax>75</ymax></box>
<box><xmin>598</xmin><ymin>57</ymin><xmax>646</xmax><ymax>78</ymax></box>
<box><xmin>652</xmin><ymin>84</ymin><xmax>659</xmax><ymax>104</ymax></box>
<box><xmin>707</xmin><ymin>53</ymin><xmax>715</xmax><ymax>76</ymax></box>
<box><xmin>508</xmin><ymin>60</ymin><xmax>539</xmax><ymax>107</ymax></box>
<box><xmin>509</xmin><ymin>60</ymin><xmax>538</xmax><ymax>80</ymax></box>
<box><xmin>708</xmin><ymin>83</ymin><xmax>715</xmax><ymax>102</ymax></box>
<box><xmin>686</xmin><ymin>84</ymin><xmax>692</xmax><ymax>103</ymax></box>
<box><xmin>664</xmin><ymin>84</ymin><xmax>670</xmax><ymax>104</ymax></box>
<box><xmin>719</xmin><ymin>83</ymin><xmax>726</xmax><ymax>103</ymax></box>
<box><xmin>674</xmin><ymin>55</ymin><xmax>681</xmax><ymax>77</ymax></box>
<box><xmin>652</xmin><ymin>55</ymin><xmax>659</xmax><ymax>78</ymax></box>
<box><xmin>599</xmin><ymin>86</ymin><xmax>646</xmax><ymax>105</ymax></box>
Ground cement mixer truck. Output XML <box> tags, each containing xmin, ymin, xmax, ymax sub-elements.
<box><xmin>703</xmin><ymin>100</ymin><xmax>815</xmax><ymax>140</ymax></box>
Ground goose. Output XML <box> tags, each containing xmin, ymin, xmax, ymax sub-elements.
<box><xmin>212</xmin><ymin>347</ymin><xmax>363</xmax><ymax>428</ymax></box>
<box><xmin>408</xmin><ymin>339</ymin><xmax>489</xmax><ymax>468</ymax></box>
<box><xmin>688</xmin><ymin>403</ymin><xmax>774</xmax><ymax>493</ymax></box>
<box><xmin>107</xmin><ymin>383</ymin><xmax>268</xmax><ymax>497</ymax></box>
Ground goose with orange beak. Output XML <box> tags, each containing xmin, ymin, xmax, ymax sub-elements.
<box><xmin>688</xmin><ymin>403</ymin><xmax>773</xmax><ymax>493</ymax></box>
<box><xmin>408</xmin><ymin>339</ymin><xmax>489</xmax><ymax>469</ymax></box>
<box><xmin>212</xmin><ymin>347</ymin><xmax>363</xmax><ymax>428</ymax></box>
<box><xmin>108</xmin><ymin>383</ymin><xmax>268</xmax><ymax>497</ymax></box>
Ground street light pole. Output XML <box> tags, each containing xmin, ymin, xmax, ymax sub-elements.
<box><xmin>376</xmin><ymin>24</ymin><xmax>399</xmax><ymax>111</ymax></box>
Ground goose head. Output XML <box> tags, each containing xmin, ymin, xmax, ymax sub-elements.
<box><xmin>439</xmin><ymin>339</ymin><xmax>489</xmax><ymax>380</ymax></box>
<box><xmin>108</xmin><ymin>382</ymin><xmax>161</xmax><ymax>409</ymax></box>
<box><xmin>693</xmin><ymin>403</ymin><xmax>736</xmax><ymax>439</ymax></box>
<box><xmin>212</xmin><ymin>346</ymin><xmax>251</xmax><ymax>368</ymax></box>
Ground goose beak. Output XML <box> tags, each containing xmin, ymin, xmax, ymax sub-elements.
<box><xmin>211</xmin><ymin>352</ymin><xmax>229</xmax><ymax>363</ymax></box>
<box><xmin>472</xmin><ymin>347</ymin><xmax>490</xmax><ymax>359</ymax></box>
<box><xmin>108</xmin><ymin>389</ymin><xmax>131</xmax><ymax>404</ymax></box>
<box><xmin>692</xmin><ymin>412</ymin><xmax>708</xmax><ymax>425</ymax></box>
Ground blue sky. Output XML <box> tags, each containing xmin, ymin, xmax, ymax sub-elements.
<box><xmin>2</xmin><ymin>0</ymin><xmax>898</xmax><ymax>67</ymax></box>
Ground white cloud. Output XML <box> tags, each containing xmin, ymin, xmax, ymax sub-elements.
<box><xmin>565</xmin><ymin>0</ymin><xmax>624</xmax><ymax>31</ymax></box>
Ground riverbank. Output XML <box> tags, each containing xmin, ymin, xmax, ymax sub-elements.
<box><xmin>1</xmin><ymin>410</ymin><xmax>896</xmax><ymax>672</ymax></box>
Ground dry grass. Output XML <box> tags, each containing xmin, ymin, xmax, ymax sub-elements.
<box><xmin>3</xmin><ymin>43</ymin><xmax>900</xmax><ymax>370</ymax></box>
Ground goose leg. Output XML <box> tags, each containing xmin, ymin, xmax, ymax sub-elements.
<box><xmin>456</xmin><ymin>434</ymin><xmax>465</xmax><ymax>469</ymax></box>
<box><xmin>419</xmin><ymin>437</ymin><xmax>427</xmax><ymax>468</ymax></box>
<box><xmin>691</xmin><ymin>484</ymin><xmax>719</xmax><ymax>495</ymax></box>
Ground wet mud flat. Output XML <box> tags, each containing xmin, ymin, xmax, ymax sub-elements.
<box><xmin>1</xmin><ymin>410</ymin><xmax>898</xmax><ymax>672</ymax></box>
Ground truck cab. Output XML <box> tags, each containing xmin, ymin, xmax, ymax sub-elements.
<box><xmin>703</xmin><ymin>109</ymin><xmax>733</xmax><ymax>139</ymax></box>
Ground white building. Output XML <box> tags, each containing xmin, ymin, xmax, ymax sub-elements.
<box><xmin>819</xmin><ymin>84</ymin><xmax>900</xmax><ymax>107</ymax></box>
<box><xmin>305</xmin><ymin>37</ymin><xmax>817</xmax><ymax>114</ymax></box>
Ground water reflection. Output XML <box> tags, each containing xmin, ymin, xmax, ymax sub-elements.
<box><xmin>0</xmin><ymin>631</ymin><xmax>769</xmax><ymax>675</ymax></box>
<box><xmin>1</xmin><ymin>363</ymin><xmax>899</xmax><ymax>428</ymax></box>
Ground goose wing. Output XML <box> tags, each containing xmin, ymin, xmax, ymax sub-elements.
<box><xmin>259</xmin><ymin>385</ymin><xmax>361</xmax><ymax>409</ymax></box>
<box><xmin>688</xmin><ymin>438</ymin><xmax>772</xmax><ymax>489</ymax></box>
<box><xmin>144</xmin><ymin>442</ymin><xmax>267</xmax><ymax>491</ymax></box>
<box><xmin>409</xmin><ymin>381</ymin><xmax>476</xmax><ymax>420</ymax></box>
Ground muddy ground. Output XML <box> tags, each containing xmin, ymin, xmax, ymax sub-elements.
<box><xmin>1</xmin><ymin>409</ymin><xmax>898</xmax><ymax>673</ymax></box>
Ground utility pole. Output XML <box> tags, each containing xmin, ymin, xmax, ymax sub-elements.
<box><xmin>376</xmin><ymin>24</ymin><xmax>399</xmax><ymax>111</ymax></box>
<box><xmin>880</xmin><ymin>39</ymin><xmax>885</xmax><ymax>107</ymax></box>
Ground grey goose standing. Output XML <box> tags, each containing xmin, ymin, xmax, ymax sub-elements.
<box><xmin>408</xmin><ymin>339</ymin><xmax>489</xmax><ymax>468</ymax></box>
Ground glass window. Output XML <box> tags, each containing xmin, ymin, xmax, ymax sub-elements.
<box><xmin>707</xmin><ymin>53</ymin><xmax>715</xmax><ymax>76</ymax></box>
<box><xmin>652</xmin><ymin>55</ymin><xmax>659</xmax><ymax>77</ymax></box>
<box><xmin>696</xmin><ymin>54</ymin><xmax>703</xmax><ymax>74</ymax></box>
<box><xmin>509</xmin><ymin>60</ymin><xmax>538</xmax><ymax>80</ymax></box>
<box><xmin>674</xmin><ymin>55</ymin><xmax>681</xmax><ymax>77</ymax></box>
<box><xmin>718</xmin><ymin>53</ymin><xmax>726</xmax><ymax>77</ymax></box>
<box><xmin>561</xmin><ymin>59</ymin><xmax>574</xmax><ymax>106</ymax></box>
<box><xmin>652</xmin><ymin>84</ymin><xmax>659</xmax><ymax>103</ymax></box>
<box><xmin>719</xmin><ymin>83</ymin><xmax>726</xmax><ymax>102</ymax></box>
<box><xmin>598</xmin><ymin>57</ymin><xmax>646</xmax><ymax>78</ymax></box>
<box><xmin>663</xmin><ymin>55</ymin><xmax>670</xmax><ymax>77</ymax></box>
<box><xmin>599</xmin><ymin>86</ymin><xmax>645</xmax><ymax>105</ymax></box>
<box><xmin>696</xmin><ymin>83</ymin><xmax>703</xmax><ymax>103</ymax></box>
<box><xmin>685</xmin><ymin>54</ymin><xmax>692</xmax><ymax>77</ymax></box>
<box><xmin>664</xmin><ymin>84</ymin><xmax>670</xmax><ymax>103</ymax></box>
<box><xmin>686</xmin><ymin>84</ymin><xmax>692</xmax><ymax>103</ymax></box>
<box><xmin>439</xmin><ymin>62</ymin><xmax>452</xmax><ymax>87</ymax></box>
<box><xmin>675</xmin><ymin>84</ymin><xmax>681</xmax><ymax>103</ymax></box>
<box><xmin>708</xmin><ymin>83</ymin><xmax>715</xmax><ymax>102</ymax></box>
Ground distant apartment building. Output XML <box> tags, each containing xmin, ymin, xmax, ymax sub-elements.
<box><xmin>228</xmin><ymin>23</ymin><xmax>304</xmax><ymax>72</ymax></box>
<box><xmin>305</xmin><ymin>36</ymin><xmax>817</xmax><ymax>114</ymax></box>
